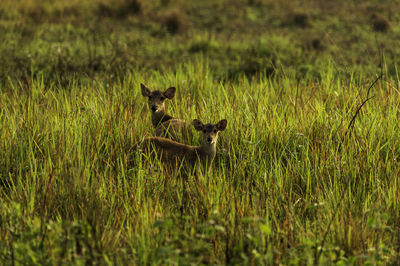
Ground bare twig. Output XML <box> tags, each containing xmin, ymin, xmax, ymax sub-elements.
<box><xmin>338</xmin><ymin>74</ymin><xmax>382</xmax><ymax>152</ymax></box>
<box><xmin>315</xmin><ymin>73</ymin><xmax>382</xmax><ymax>264</ymax></box>
<box><xmin>366</xmin><ymin>73</ymin><xmax>383</xmax><ymax>99</ymax></box>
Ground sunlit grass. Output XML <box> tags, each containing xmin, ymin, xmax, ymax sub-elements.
<box><xmin>1</xmin><ymin>0</ymin><xmax>400</xmax><ymax>263</ymax></box>
<box><xmin>1</xmin><ymin>62</ymin><xmax>399</xmax><ymax>264</ymax></box>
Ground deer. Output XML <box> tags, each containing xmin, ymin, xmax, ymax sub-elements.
<box><xmin>140</xmin><ymin>83</ymin><xmax>190</xmax><ymax>142</ymax></box>
<box><xmin>130</xmin><ymin>119</ymin><xmax>227</xmax><ymax>173</ymax></box>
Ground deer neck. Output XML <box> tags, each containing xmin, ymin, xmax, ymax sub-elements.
<box><xmin>197</xmin><ymin>142</ymin><xmax>217</xmax><ymax>169</ymax></box>
<box><xmin>151</xmin><ymin>111</ymin><xmax>173</xmax><ymax>127</ymax></box>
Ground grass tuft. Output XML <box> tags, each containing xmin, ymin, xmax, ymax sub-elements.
<box><xmin>161</xmin><ymin>9</ymin><xmax>189</xmax><ymax>35</ymax></box>
<box><xmin>370</xmin><ymin>14</ymin><xmax>390</xmax><ymax>33</ymax></box>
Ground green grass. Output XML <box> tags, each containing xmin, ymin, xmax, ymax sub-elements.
<box><xmin>1</xmin><ymin>0</ymin><xmax>400</xmax><ymax>84</ymax></box>
<box><xmin>1</xmin><ymin>0</ymin><xmax>400</xmax><ymax>264</ymax></box>
<box><xmin>1</xmin><ymin>63</ymin><xmax>400</xmax><ymax>264</ymax></box>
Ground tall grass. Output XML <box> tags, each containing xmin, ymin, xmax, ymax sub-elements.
<box><xmin>1</xmin><ymin>62</ymin><xmax>399</xmax><ymax>264</ymax></box>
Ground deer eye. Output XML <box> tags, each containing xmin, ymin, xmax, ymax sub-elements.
<box><xmin>203</xmin><ymin>129</ymin><xmax>206</xmax><ymax>133</ymax></box>
<box><xmin>148</xmin><ymin>96</ymin><xmax>153</xmax><ymax>100</ymax></box>
<box><xmin>160</xmin><ymin>96</ymin><xmax>165</xmax><ymax>101</ymax></box>
<box><xmin>213</xmin><ymin>129</ymin><xmax>218</xmax><ymax>133</ymax></box>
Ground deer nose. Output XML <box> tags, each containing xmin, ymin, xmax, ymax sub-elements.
<box><xmin>207</xmin><ymin>137</ymin><xmax>213</xmax><ymax>143</ymax></box>
<box><xmin>151</xmin><ymin>105</ymin><xmax>157</xmax><ymax>112</ymax></box>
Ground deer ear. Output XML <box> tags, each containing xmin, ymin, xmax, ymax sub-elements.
<box><xmin>164</xmin><ymin>87</ymin><xmax>176</xmax><ymax>99</ymax></box>
<box><xmin>141</xmin><ymin>83</ymin><xmax>151</xmax><ymax>97</ymax></box>
<box><xmin>216</xmin><ymin>119</ymin><xmax>227</xmax><ymax>131</ymax></box>
<box><xmin>193</xmin><ymin>119</ymin><xmax>204</xmax><ymax>131</ymax></box>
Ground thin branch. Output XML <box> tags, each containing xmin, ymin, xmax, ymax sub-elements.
<box><xmin>366</xmin><ymin>73</ymin><xmax>383</xmax><ymax>100</ymax></box>
<box><xmin>338</xmin><ymin>73</ymin><xmax>383</xmax><ymax>152</ymax></box>
<box><xmin>316</xmin><ymin>74</ymin><xmax>382</xmax><ymax>264</ymax></box>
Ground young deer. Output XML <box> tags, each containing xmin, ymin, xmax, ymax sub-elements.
<box><xmin>131</xmin><ymin>119</ymin><xmax>227</xmax><ymax>172</ymax></box>
<box><xmin>141</xmin><ymin>83</ymin><xmax>189</xmax><ymax>141</ymax></box>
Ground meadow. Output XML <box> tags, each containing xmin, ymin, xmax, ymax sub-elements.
<box><xmin>1</xmin><ymin>0</ymin><xmax>400</xmax><ymax>264</ymax></box>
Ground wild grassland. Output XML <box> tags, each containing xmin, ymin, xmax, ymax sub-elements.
<box><xmin>1</xmin><ymin>63</ymin><xmax>400</xmax><ymax>264</ymax></box>
<box><xmin>1</xmin><ymin>0</ymin><xmax>400</xmax><ymax>264</ymax></box>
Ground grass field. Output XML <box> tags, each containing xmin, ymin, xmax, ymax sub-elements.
<box><xmin>1</xmin><ymin>0</ymin><xmax>400</xmax><ymax>265</ymax></box>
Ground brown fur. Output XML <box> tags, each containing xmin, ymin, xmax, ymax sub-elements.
<box><xmin>141</xmin><ymin>83</ymin><xmax>190</xmax><ymax>141</ymax></box>
<box><xmin>130</xmin><ymin>119</ymin><xmax>227</xmax><ymax>172</ymax></box>
<box><xmin>155</xmin><ymin>118</ymin><xmax>191</xmax><ymax>141</ymax></box>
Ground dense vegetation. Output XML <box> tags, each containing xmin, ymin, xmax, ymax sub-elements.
<box><xmin>1</xmin><ymin>0</ymin><xmax>400</xmax><ymax>264</ymax></box>
<box><xmin>1</xmin><ymin>0</ymin><xmax>400</xmax><ymax>83</ymax></box>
